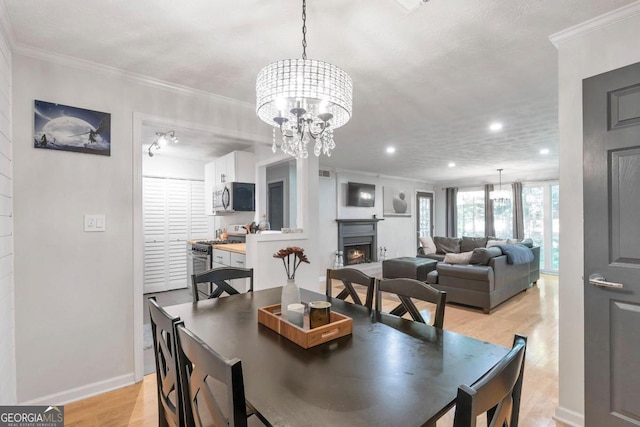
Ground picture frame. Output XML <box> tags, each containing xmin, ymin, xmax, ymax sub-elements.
<box><xmin>34</xmin><ymin>100</ymin><xmax>111</xmax><ymax>156</ymax></box>
<box><xmin>383</xmin><ymin>186</ymin><xmax>411</xmax><ymax>217</ymax></box>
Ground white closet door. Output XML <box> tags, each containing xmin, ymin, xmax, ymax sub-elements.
<box><xmin>189</xmin><ymin>181</ymin><xmax>208</xmax><ymax>240</ymax></box>
<box><xmin>143</xmin><ymin>177</ymin><xmax>167</xmax><ymax>292</ymax></box>
<box><xmin>143</xmin><ymin>177</ymin><xmax>205</xmax><ymax>293</ymax></box>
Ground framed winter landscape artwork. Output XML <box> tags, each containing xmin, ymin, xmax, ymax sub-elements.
<box><xmin>383</xmin><ymin>186</ymin><xmax>411</xmax><ymax>217</ymax></box>
<box><xmin>34</xmin><ymin>100</ymin><xmax>111</xmax><ymax>156</ymax></box>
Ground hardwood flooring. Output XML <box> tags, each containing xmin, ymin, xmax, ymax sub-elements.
<box><xmin>66</xmin><ymin>274</ymin><xmax>567</xmax><ymax>426</ymax></box>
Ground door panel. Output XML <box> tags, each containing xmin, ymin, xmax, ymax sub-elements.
<box><xmin>583</xmin><ymin>61</ymin><xmax>640</xmax><ymax>426</ymax></box>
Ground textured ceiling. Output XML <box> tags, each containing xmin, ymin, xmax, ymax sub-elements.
<box><xmin>3</xmin><ymin>0</ymin><xmax>634</xmax><ymax>183</ymax></box>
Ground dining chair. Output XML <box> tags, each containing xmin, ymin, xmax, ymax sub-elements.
<box><xmin>453</xmin><ymin>334</ymin><xmax>528</xmax><ymax>427</ymax></box>
<box><xmin>148</xmin><ymin>297</ymin><xmax>185</xmax><ymax>427</ymax></box>
<box><xmin>375</xmin><ymin>278</ymin><xmax>447</xmax><ymax>328</ymax></box>
<box><xmin>326</xmin><ymin>268</ymin><xmax>376</xmax><ymax>309</ymax></box>
<box><xmin>175</xmin><ymin>324</ymin><xmax>269</xmax><ymax>427</ymax></box>
<box><xmin>191</xmin><ymin>267</ymin><xmax>254</xmax><ymax>302</ymax></box>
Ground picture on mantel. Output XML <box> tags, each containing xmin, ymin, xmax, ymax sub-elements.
<box><xmin>383</xmin><ymin>187</ymin><xmax>411</xmax><ymax>217</ymax></box>
<box><xmin>34</xmin><ymin>100</ymin><xmax>111</xmax><ymax>156</ymax></box>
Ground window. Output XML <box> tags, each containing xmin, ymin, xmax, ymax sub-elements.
<box><xmin>457</xmin><ymin>190</ymin><xmax>485</xmax><ymax>237</ymax></box>
<box><xmin>522</xmin><ymin>182</ymin><xmax>559</xmax><ymax>273</ymax></box>
<box><xmin>493</xmin><ymin>199</ymin><xmax>513</xmax><ymax>239</ymax></box>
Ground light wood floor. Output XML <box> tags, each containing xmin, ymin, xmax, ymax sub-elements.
<box><xmin>65</xmin><ymin>275</ymin><xmax>567</xmax><ymax>426</ymax></box>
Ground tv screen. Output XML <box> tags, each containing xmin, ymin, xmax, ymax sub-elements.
<box><xmin>347</xmin><ymin>182</ymin><xmax>375</xmax><ymax>207</ymax></box>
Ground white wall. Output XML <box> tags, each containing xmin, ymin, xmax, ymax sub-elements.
<box><xmin>142</xmin><ymin>155</ymin><xmax>207</xmax><ymax>181</ymax></box>
<box><xmin>0</xmin><ymin>15</ymin><xmax>15</xmax><ymax>405</ymax></box>
<box><xmin>12</xmin><ymin>53</ymin><xmax>267</xmax><ymax>403</ymax></box>
<box><xmin>318</xmin><ymin>168</ymin><xmax>433</xmax><ymax>271</ymax></box>
<box><xmin>553</xmin><ymin>6</ymin><xmax>640</xmax><ymax>426</ymax></box>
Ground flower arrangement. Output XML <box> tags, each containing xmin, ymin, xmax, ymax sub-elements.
<box><xmin>273</xmin><ymin>246</ymin><xmax>310</xmax><ymax>280</ymax></box>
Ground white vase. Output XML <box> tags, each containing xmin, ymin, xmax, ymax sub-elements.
<box><xmin>281</xmin><ymin>278</ymin><xmax>301</xmax><ymax>320</ymax></box>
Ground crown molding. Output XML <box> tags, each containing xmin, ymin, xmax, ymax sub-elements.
<box><xmin>11</xmin><ymin>41</ymin><xmax>255</xmax><ymax>109</ymax></box>
<box><xmin>549</xmin><ymin>1</ymin><xmax>640</xmax><ymax>47</ymax></box>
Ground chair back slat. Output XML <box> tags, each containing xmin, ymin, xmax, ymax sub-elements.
<box><xmin>376</xmin><ymin>278</ymin><xmax>447</xmax><ymax>328</ymax></box>
<box><xmin>176</xmin><ymin>325</ymin><xmax>249</xmax><ymax>427</ymax></box>
<box><xmin>326</xmin><ymin>268</ymin><xmax>375</xmax><ymax>309</ymax></box>
<box><xmin>191</xmin><ymin>267</ymin><xmax>254</xmax><ymax>302</ymax></box>
<box><xmin>148</xmin><ymin>297</ymin><xmax>184</xmax><ymax>427</ymax></box>
<box><xmin>453</xmin><ymin>334</ymin><xmax>528</xmax><ymax>427</ymax></box>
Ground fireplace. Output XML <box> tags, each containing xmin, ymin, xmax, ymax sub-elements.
<box><xmin>344</xmin><ymin>244</ymin><xmax>372</xmax><ymax>265</ymax></box>
<box><xmin>336</xmin><ymin>218</ymin><xmax>383</xmax><ymax>265</ymax></box>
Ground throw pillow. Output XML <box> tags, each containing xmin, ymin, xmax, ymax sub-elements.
<box><xmin>419</xmin><ymin>236</ymin><xmax>437</xmax><ymax>254</ymax></box>
<box><xmin>461</xmin><ymin>236</ymin><xmax>488</xmax><ymax>252</ymax></box>
<box><xmin>469</xmin><ymin>247</ymin><xmax>503</xmax><ymax>265</ymax></box>
<box><xmin>444</xmin><ymin>251</ymin><xmax>473</xmax><ymax>264</ymax></box>
<box><xmin>486</xmin><ymin>239</ymin><xmax>508</xmax><ymax>248</ymax></box>
<box><xmin>434</xmin><ymin>237</ymin><xmax>461</xmax><ymax>254</ymax></box>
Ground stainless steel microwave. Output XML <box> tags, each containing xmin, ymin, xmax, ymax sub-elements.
<box><xmin>212</xmin><ymin>182</ymin><xmax>255</xmax><ymax>214</ymax></box>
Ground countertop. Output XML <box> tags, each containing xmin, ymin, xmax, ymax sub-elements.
<box><xmin>211</xmin><ymin>243</ymin><xmax>246</xmax><ymax>255</ymax></box>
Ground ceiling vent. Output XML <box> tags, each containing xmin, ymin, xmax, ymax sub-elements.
<box><xmin>394</xmin><ymin>0</ymin><xmax>427</xmax><ymax>13</ymax></box>
<box><xmin>319</xmin><ymin>169</ymin><xmax>331</xmax><ymax>178</ymax></box>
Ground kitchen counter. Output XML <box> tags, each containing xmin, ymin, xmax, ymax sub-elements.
<box><xmin>211</xmin><ymin>243</ymin><xmax>246</xmax><ymax>255</ymax></box>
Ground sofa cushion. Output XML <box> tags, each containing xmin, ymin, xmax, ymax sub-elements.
<box><xmin>469</xmin><ymin>247</ymin><xmax>503</xmax><ymax>265</ymax></box>
<box><xmin>434</xmin><ymin>237</ymin><xmax>461</xmax><ymax>254</ymax></box>
<box><xmin>444</xmin><ymin>251</ymin><xmax>473</xmax><ymax>264</ymax></box>
<box><xmin>486</xmin><ymin>239</ymin><xmax>508</xmax><ymax>248</ymax></box>
<box><xmin>461</xmin><ymin>236</ymin><xmax>488</xmax><ymax>252</ymax></box>
<box><xmin>418</xmin><ymin>236</ymin><xmax>437</xmax><ymax>254</ymax></box>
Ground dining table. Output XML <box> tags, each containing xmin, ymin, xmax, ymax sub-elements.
<box><xmin>165</xmin><ymin>287</ymin><xmax>509</xmax><ymax>427</ymax></box>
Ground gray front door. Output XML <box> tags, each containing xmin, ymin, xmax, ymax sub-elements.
<box><xmin>583</xmin><ymin>62</ymin><xmax>640</xmax><ymax>425</ymax></box>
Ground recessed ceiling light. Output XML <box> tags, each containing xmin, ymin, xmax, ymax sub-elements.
<box><xmin>448</xmin><ymin>162</ymin><xmax>456</xmax><ymax>168</ymax></box>
<box><xmin>489</xmin><ymin>122</ymin><xmax>503</xmax><ymax>132</ymax></box>
<box><xmin>386</xmin><ymin>147</ymin><xmax>396</xmax><ymax>154</ymax></box>
<box><xmin>540</xmin><ymin>148</ymin><xmax>550</xmax><ymax>155</ymax></box>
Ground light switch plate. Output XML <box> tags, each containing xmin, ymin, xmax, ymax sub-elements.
<box><xmin>84</xmin><ymin>214</ymin><xmax>106</xmax><ymax>232</ymax></box>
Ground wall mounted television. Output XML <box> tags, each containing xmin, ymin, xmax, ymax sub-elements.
<box><xmin>347</xmin><ymin>182</ymin><xmax>375</xmax><ymax>207</ymax></box>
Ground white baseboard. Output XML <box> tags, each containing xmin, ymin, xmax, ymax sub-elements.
<box><xmin>554</xmin><ymin>406</ymin><xmax>585</xmax><ymax>427</ymax></box>
<box><xmin>20</xmin><ymin>373</ymin><xmax>135</xmax><ymax>406</ymax></box>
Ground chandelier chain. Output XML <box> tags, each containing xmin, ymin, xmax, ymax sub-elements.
<box><xmin>301</xmin><ymin>0</ymin><xmax>307</xmax><ymax>60</ymax></box>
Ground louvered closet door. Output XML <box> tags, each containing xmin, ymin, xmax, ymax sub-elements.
<box><xmin>143</xmin><ymin>177</ymin><xmax>168</xmax><ymax>292</ymax></box>
<box><xmin>143</xmin><ymin>177</ymin><xmax>206</xmax><ymax>293</ymax></box>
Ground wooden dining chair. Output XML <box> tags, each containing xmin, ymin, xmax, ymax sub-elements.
<box><xmin>453</xmin><ymin>334</ymin><xmax>528</xmax><ymax>427</ymax></box>
<box><xmin>191</xmin><ymin>267</ymin><xmax>254</xmax><ymax>302</ymax></box>
<box><xmin>375</xmin><ymin>278</ymin><xmax>447</xmax><ymax>328</ymax></box>
<box><xmin>148</xmin><ymin>297</ymin><xmax>185</xmax><ymax>427</ymax></box>
<box><xmin>175</xmin><ymin>324</ymin><xmax>269</xmax><ymax>427</ymax></box>
<box><xmin>326</xmin><ymin>268</ymin><xmax>376</xmax><ymax>309</ymax></box>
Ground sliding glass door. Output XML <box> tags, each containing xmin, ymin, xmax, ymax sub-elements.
<box><xmin>523</xmin><ymin>181</ymin><xmax>559</xmax><ymax>273</ymax></box>
<box><xmin>416</xmin><ymin>191</ymin><xmax>434</xmax><ymax>246</ymax></box>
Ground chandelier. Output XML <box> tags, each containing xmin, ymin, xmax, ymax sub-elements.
<box><xmin>148</xmin><ymin>131</ymin><xmax>179</xmax><ymax>157</ymax></box>
<box><xmin>489</xmin><ymin>168</ymin><xmax>511</xmax><ymax>203</ymax></box>
<box><xmin>256</xmin><ymin>0</ymin><xmax>353</xmax><ymax>159</ymax></box>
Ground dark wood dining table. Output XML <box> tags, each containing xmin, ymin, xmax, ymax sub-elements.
<box><xmin>165</xmin><ymin>287</ymin><xmax>509</xmax><ymax>427</ymax></box>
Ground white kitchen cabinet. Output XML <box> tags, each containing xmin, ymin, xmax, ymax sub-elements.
<box><xmin>204</xmin><ymin>151</ymin><xmax>256</xmax><ymax>215</ymax></box>
<box><xmin>211</xmin><ymin>248</ymin><xmax>231</xmax><ymax>267</ymax></box>
<box><xmin>209</xmin><ymin>249</ymin><xmax>248</xmax><ymax>293</ymax></box>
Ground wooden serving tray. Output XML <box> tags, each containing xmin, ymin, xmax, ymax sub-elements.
<box><xmin>257</xmin><ymin>303</ymin><xmax>353</xmax><ymax>349</ymax></box>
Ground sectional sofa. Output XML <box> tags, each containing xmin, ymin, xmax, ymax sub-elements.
<box><xmin>417</xmin><ymin>236</ymin><xmax>540</xmax><ymax>313</ymax></box>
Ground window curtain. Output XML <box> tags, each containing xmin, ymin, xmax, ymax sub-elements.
<box><xmin>512</xmin><ymin>182</ymin><xmax>525</xmax><ymax>239</ymax></box>
<box><xmin>445</xmin><ymin>187</ymin><xmax>458</xmax><ymax>237</ymax></box>
<box><xmin>484</xmin><ymin>184</ymin><xmax>495</xmax><ymax>237</ymax></box>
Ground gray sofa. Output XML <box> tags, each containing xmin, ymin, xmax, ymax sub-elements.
<box><xmin>418</xmin><ymin>236</ymin><xmax>540</xmax><ymax>313</ymax></box>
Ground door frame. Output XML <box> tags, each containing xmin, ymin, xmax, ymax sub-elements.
<box><xmin>133</xmin><ymin>112</ymin><xmax>268</xmax><ymax>381</ymax></box>
<box><xmin>415</xmin><ymin>190</ymin><xmax>434</xmax><ymax>247</ymax></box>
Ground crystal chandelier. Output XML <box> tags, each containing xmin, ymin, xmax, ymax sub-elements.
<box><xmin>489</xmin><ymin>169</ymin><xmax>511</xmax><ymax>203</ymax></box>
<box><xmin>256</xmin><ymin>0</ymin><xmax>353</xmax><ymax>159</ymax></box>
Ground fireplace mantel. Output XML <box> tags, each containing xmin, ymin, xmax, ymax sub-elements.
<box><xmin>336</xmin><ymin>218</ymin><xmax>383</xmax><ymax>264</ymax></box>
